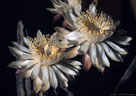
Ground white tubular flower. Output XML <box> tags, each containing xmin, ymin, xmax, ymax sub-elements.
<box><xmin>56</xmin><ymin>1</ymin><xmax>132</xmax><ymax>72</ymax></box>
<box><xmin>8</xmin><ymin>30</ymin><xmax>81</xmax><ymax>94</ymax></box>
<box><xmin>47</xmin><ymin>0</ymin><xmax>82</xmax><ymax>22</ymax></box>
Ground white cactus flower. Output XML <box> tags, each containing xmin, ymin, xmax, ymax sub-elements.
<box><xmin>8</xmin><ymin>31</ymin><xmax>81</xmax><ymax>94</ymax></box>
<box><xmin>47</xmin><ymin>0</ymin><xmax>82</xmax><ymax>22</ymax></box>
<box><xmin>56</xmin><ymin>1</ymin><xmax>132</xmax><ymax>72</ymax></box>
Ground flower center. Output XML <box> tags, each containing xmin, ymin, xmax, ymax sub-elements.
<box><xmin>77</xmin><ymin>10</ymin><xmax>115</xmax><ymax>43</ymax></box>
<box><xmin>29</xmin><ymin>35</ymin><xmax>64</xmax><ymax>66</ymax></box>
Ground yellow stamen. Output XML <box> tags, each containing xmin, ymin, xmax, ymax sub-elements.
<box><xmin>77</xmin><ymin>10</ymin><xmax>115</xmax><ymax>36</ymax></box>
<box><xmin>29</xmin><ymin>34</ymin><xmax>64</xmax><ymax>65</ymax></box>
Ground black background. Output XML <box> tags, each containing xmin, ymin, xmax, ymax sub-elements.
<box><xmin>4</xmin><ymin>0</ymin><xmax>136</xmax><ymax>96</ymax></box>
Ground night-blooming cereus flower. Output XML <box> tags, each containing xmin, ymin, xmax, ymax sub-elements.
<box><xmin>8</xmin><ymin>31</ymin><xmax>81</xmax><ymax>94</ymax></box>
<box><xmin>56</xmin><ymin>1</ymin><xmax>132</xmax><ymax>72</ymax></box>
<box><xmin>47</xmin><ymin>0</ymin><xmax>81</xmax><ymax>23</ymax></box>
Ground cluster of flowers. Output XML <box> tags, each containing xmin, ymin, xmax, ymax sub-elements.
<box><xmin>8</xmin><ymin>0</ymin><xmax>132</xmax><ymax>95</ymax></box>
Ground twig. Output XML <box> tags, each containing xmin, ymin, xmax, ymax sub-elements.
<box><xmin>114</xmin><ymin>55</ymin><xmax>136</xmax><ymax>93</ymax></box>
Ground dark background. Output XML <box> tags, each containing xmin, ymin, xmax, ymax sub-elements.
<box><xmin>4</xmin><ymin>0</ymin><xmax>136</xmax><ymax>96</ymax></box>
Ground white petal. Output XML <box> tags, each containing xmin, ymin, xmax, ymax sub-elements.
<box><xmin>11</xmin><ymin>42</ymin><xmax>30</xmax><ymax>53</ymax></box>
<box><xmin>56</xmin><ymin>64</ymin><xmax>76</xmax><ymax>75</ymax></box>
<box><xmin>67</xmin><ymin>0</ymin><xmax>75</xmax><ymax>6</ymax></box>
<box><xmin>23</xmin><ymin>37</ymin><xmax>30</xmax><ymax>46</ymax></box>
<box><xmin>37</xmin><ymin>30</ymin><xmax>43</xmax><ymax>39</ymax></box>
<box><xmin>78</xmin><ymin>42</ymin><xmax>90</xmax><ymax>55</ymax></box>
<box><xmin>8</xmin><ymin>60</ymin><xmax>36</xmax><ymax>69</ymax></box>
<box><xmin>31</xmin><ymin>64</ymin><xmax>40</xmax><ymax>79</ymax></box>
<box><xmin>21</xmin><ymin>55</ymin><xmax>34</xmax><ymax>60</ymax></box>
<box><xmin>65</xmin><ymin>45</ymin><xmax>80</xmax><ymax>59</ymax></box>
<box><xmin>58</xmin><ymin>77</ymin><xmax>68</xmax><ymax>88</ymax></box>
<box><xmin>69</xmin><ymin>12</ymin><xmax>77</xmax><ymax>23</ymax></box>
<box><xmin>74</xmin><ymin>65</ymin><xmax>81</xmax><ymax>70</ymax></box>
<box><xmin>52</xmin><ymin>66</ymin><xmax>68</xmax><ymax>82</ymax></box>
<box><xmin>96</xmin><ymin>43</ymin><xmax>110</xmax><ymax>67</ymax></box>
<box><xmin>89</xmin><ymin>43</ymin><xmax>97</xmax><ymax>64</ymax></box>
<box><xmin>40</xmin><ymin>66</ymin><xmax>49</xmax><ymax>85</ymax></box>
<box><xmin>68</xmin><ymin>38</ymin><xmax>85</xmax><ymax>45</ymax></box>
<box><xmin>25</xmin><ymin>62</ymin><xmax>36</xmax><ymax>69</ymax></box>
<box><xmin>89</xmin><ymin>4</ymin><xmax>96</xmax><ymax>13</ymax></box>
<box><xmin>46</xmin><ymin>8</ymin><xmax>58</xmax><ymax>13</ymax></box>
<box><xmin>74</xmin><ymin>6</ymin><xmax>81</xmax><ymax>16</ymax></box>
<box><xmin>20</xmin><ymin>69</ymin><xmax>33</xmax><ymax>78</ymax></box>
<box><xmin>41</xmin><ymin>81</ymin><xmax>50</xmax><ymax>92</ymax></box>
<box><xmin>55</xmin><ymin>27</ymin><xmax>70</xmax><ymax>34</ymax></box>
<box><xmin>9</xmin><ymin>47</ymin><xmax>26</xmax><ymax>56</ymax></box>
<box><xmin>62</xmin><ymin>60</ymin><xmax>81</xmax><ymax>70</ymax></box>
<box><xmin>64</xmin><ymin>60</ymin><xmax>82</xmax><ymax>66</ymax></box>
<box><xmin>8</xmin><ymin>47</ymin><xmax>33</xmax><ymax>59</ymax></box>
<box><xmin>63</xmin><ymin>11</ymin><xmax>75</xmax><ymax>27</ymax></box>
<box><xmin>48</xmin><ymin>66</ymin><xmax>58</xmax><ymax>89</ymax></box>
<box><xmin>93</xmin><ymin>57</ymin><xmax>105</xmax><ymax>73</ymax></box>
<box><xmin>101</xmin><ymin>43</ymin><xmax>120</xmax><ymax>62</ymax></box>
<box><xmin>112</xmin><ymin>36</ymin><xmax>132</xmax><ymax>45</ymax></box>
<box><xmin>106</xmin><ymin>41</ymin><xmax>128</xmax><ymax>55</ymax></box>
<box><xmin>33</xmin><ymin>77</ymin><xmax>42</xmax><ymax>93</ymax></box>
<box><xmin>8</xmin><ymin>61</ymin><xmax>22</xmax><ymax>68</ymax></box>
<box><xmin>20</xmin><ymin>60</ymin><xmax>35</xmax><ymax>67</ymax></box>
<box><xmin>65</xmin><ymin>31</ymin><xmax>82</xmax><ymax>40</ymax></box>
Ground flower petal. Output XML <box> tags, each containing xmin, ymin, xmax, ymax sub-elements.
<box><xmin>11</xmin><ymin>42</ymin><xmax>30</xmax><ymax>53</ymax></box>
<box><xmin>23</xmin><ymin>37</ymin><xmax>30</xmax><ymax>46</ymax></box>
<box><xmin>63</xmin><ymin>60</ymin><xmax>82</xmax><ymax>66</ymax></box>
<box><xmin>41</xmin><ymin>81</ymin><xmax>50</xmax><ymax>92</ymax></box>
<box><xmin>31</xmin><ymin>64</ymin><xmax>40</xmax><ymax>79</ymax></box>
<box><xmin>96</xmin><ymin>43</ymin><xmax>110</xmax><ymax>67</ymax></box>
<box><xmin>78</xmin><ymin>42</ymin><xmax>90</xmax><ymax>55</ymax></box>
<box><xmin>40</xmin><ymin>66</ymin><xmax>49</xmax><ymax>85</ymax></box>
<box><xmin>20</xmin><ymin>60</ymin><xmax>35</xmax><ymax>67</ymax></box>
<box><xmin>89</xmin><ymin>4</ymin><xmax>96</xmax><ymax>13</ymax></box>
<box><xmin>48</xmin><ymin>66</ymin><xmax>58</xmax><ymax>89</ymax></box>
<box><xmin>65</xmin><ymin>31</ymin><xmax>82</xmax><ymax>40</ymax></box>
<box><xmin>63</xmin><ymin>60</ymin><xmax>81</xmax><ymax>70</ymax></box>
<box><xmin>106</xmin><ymin>41</ymin><xmax>128</xmax><ymax>55</ymax></box>
<box><xmin>101</xmin><ymin>42</ymin><xmax>121</xmax><ymax>62</ymax></box>
<box><xmin>55</xmin><ymin>27</ymin><xmax>70</xmax><ymax>34</ymax></box>
<box><xmin>8</xmin><ymin>47</ymin><xmax>33</xmax><ymax>59</ymax></box>
<box><xmin>89</xmin><ymin>43</ymin><xmax>97</xmax><ymax>64</ymax></box>
<box><xmin>33</xmin><ymin>77</ymin><xmax>42</xmax><ymax>93</ymax></box>
<box><xmin>52</xmin><ymin>66</ymin><xmax>68</xmax><ymax>82</ymax></box>
<box><xmin>46</xmin><ymin>8</ymin><xmax>58</xmax><ymax>14</ymax></box>
<box><xmin>112</xmin><ymin>36</ymin><xmax>132</xmax><ymax>45</ymax></box>
<box><xmin>37</xmin><ymin>30</ymin><xmax>43</xmax><ymax>39</ymax></box>
<box><xmin>65</xmin><ymin>45</ymin><xmax>80</xmax><ymax>59</ymax></box>
<box><xmin>68</xmin><ymin>38</ymin><xmax>85</xmax><ymax>45</ymax></box>
<box><xmin>58</xmin><ymin>77</ymin><xmax>68</xmax><ymax>88</ymax></box>
<box><xmin>8</xmin><ymin>61</ymin><xmax>22</xmax><ymax>68</ymax></box>
<box><xmin>20</xmin><ymin>69</ymin><xmax>33</xmax><ymax>78</ymax></box>
<box><xmin>93</xmin><ymin>57</ymin><xmax>105</xmax><ymax>73</ymax></box>
<box><xmin>56</xmin><ymin>64</ymin><xmax>76</xmax><ymax>76</ymax></box>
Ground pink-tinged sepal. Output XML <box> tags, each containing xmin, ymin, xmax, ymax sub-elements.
<box><xmin>16</xmin><ymin>69</ymin><xmax>25</xmax><ymax>75</ymax></box>
<box><xmin>53</xmin><ymin>14</ymin><xmax>62</xmax><ymax>22</ymax></box>
<box><xmin>62</xmin><ymin>20</ymin><xmax>69</xmax><ymax>28</ymax></box>
<box><xmin>83</xmin><ymin>54</ymin><xmax>92</xmax><ymax>72</ymax></box>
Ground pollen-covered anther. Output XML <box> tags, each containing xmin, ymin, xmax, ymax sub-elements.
<box><xmin>76</xmin><ymin>10</ymin><xmax>115</xmax><ymax>39</ymax></box>
<box><xmin>29</xmin><ymin>34</ymin><xmax>64</xmax><ymax>65</ymax></box>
